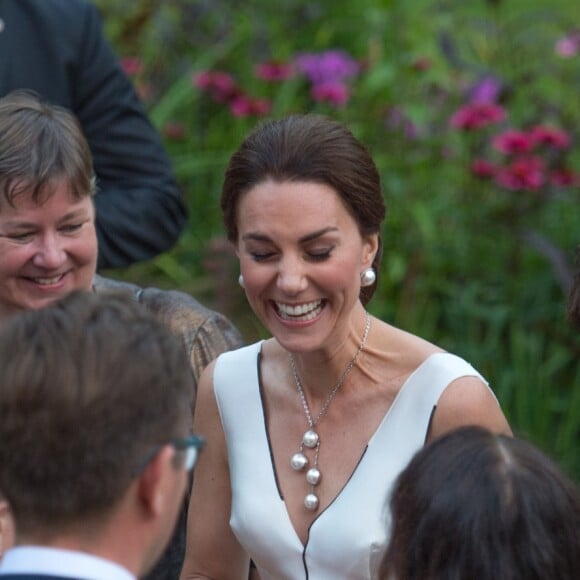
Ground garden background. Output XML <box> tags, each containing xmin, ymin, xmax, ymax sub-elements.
<box><xmin>94</xmin><ymin>0</ymin><xmax>579</xmax><ymax>479</ymax></box>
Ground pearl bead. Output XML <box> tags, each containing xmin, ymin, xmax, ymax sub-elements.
<box><xmin>304</xmin><ymin>493</ymin><xmax>319</xmax><ymax>511</ymax></box>
<box><xmin>360</xmin><ymin>268</ymin><xmax>377</xmax><ymax>287</ymax></box>
<box><xmin>302</xmin><ymin>429</ymin><xmax>319</xmax><ymax>448</ymax></box>
<box><xmin>290</xmin><ymin>452</ymin><xmax>308</xmax><ymax>471</ymax></box>
<box><xmin>306</xmin><ymin>467</ymin><xmax>321</xmax><ymax>485</ymax></box>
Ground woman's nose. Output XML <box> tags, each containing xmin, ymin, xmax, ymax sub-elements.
<box><xmin>32</xmin><ymin>234</ymin><xmax>66</xmax><ymax>269</ymax></box>
<box><xmin>276</xmin><ymin>258</ymin><xmax>308</xmax><ymax>294</ymax></box>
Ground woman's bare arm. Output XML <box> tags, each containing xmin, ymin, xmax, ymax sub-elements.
<box><xmin>427</xmin><ymin>376</ymin><xmax>512</xmax><ymax>442</ymax></box>
<box><xmin>179</xmin><ymin>360</ymin><xmax>250</xmax><ymax>580</ymax></box>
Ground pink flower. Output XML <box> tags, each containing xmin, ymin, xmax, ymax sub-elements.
<box><xmin>529</xmin><ymin>126</ymin><xmax>572</xmax><ymax>149</ymax></box>
<box><xmin>471</xmin><ymin>159</ymin><xmax>497</xmax><ymax>179</ymax></box>
<box><xmin>311</xmin><ymin>82</ymin><xmax>350</xmax><ymax>107</ymax></box>
<box><xmin>229</xmin><ymin>95</ymin><xmax>271</xmax><ymax>118</ymax></box>
<box><xmin>550</xmin><ymin>168</ymin><xmax>578</xmax><ymax>187</ymax></box>
<box><xmin>469</xmin><ymin>76</ymin><xmax>503</xmax><ymax>104</ymax></box>
<box><xmin>294</xmin><ymin>50</ymin><xmax>359</xmax><ymax>85</ymax></box>
<box><xmin>254</xmin><ymin>61</ymin><xmax>295</xmax><ymax>81</ymax></box>
<box><xmin>449</xmin><ymin>102</ymin><xmax>506</xmax><ymax>131</ymax></box>
<box><xmin>495</xmin><ymin>156</ymin><xmax>545</xmax><ymax>191</ymax></box>
<box><xmin>120</xmin><ymin>57</ymin><xmax>143</xmax><ymax>76</ymax></box>
<box><xmin>193</xmin><ymin>71</ymin><xmax>239</xmax><ymax>102</ymax></box>
<box><xmin>555</xmin><ymin>32</ymin><xmax>580</xmax><ymax>58</ymax></box>
<box><xmin>492</xmin><ymin>130</ymin><xmax>534</xmax><ymax>155</ymax></box>
<box><xmin>250</xmin><ymin>98</ymin><xmax>271</xmax><ymax>116</ymax></box>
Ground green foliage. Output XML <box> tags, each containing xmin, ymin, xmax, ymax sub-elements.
<box><xmin>95</xmin><ymin>0</ymin><xmax>580</xmax><ymax>479</ymax></box>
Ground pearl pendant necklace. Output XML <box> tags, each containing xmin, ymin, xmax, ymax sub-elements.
<box><xmin>289</xmin><ymin>312</ymin><xmax>372</xmax><ymax>511</ymax></box>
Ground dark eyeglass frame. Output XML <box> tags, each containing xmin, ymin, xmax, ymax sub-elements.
<box><xmin>133</xmin><ymin>435</ymin><xmax>205</xmax><ymax>476</ymax></box>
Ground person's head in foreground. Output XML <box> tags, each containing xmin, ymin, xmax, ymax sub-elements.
<box><xmin>0</xmin><ymin>290</ymin><xmax>203</xmax><ymax>578</ymax></box>
<box><xmin>0</xmin><ymin>89</ymin><xmax>97</xmax><ymax>322</ymax></box>
<box><xmin>380</xmin><ymin>425</ymin><xmax>580</xmax><ymax>580</ymax></box>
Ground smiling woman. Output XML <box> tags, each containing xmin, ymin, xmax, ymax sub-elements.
<box><xmin>180</xmin><ymin>114</ymin><xmax>512</xmax><ymax>580</ymax></box>
<box><xmin>0</xmin><ymin>90</ymin><xmax>98</xmax><ymax>320</ymax></box>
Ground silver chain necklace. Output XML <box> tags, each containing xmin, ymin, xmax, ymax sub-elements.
<box><xmin>289</xmin><ymin>312</ymin><xmax>372</xmax><ymax>511</ymax></box>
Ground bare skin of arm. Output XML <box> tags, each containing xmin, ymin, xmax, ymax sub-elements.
<box><xmin>179</xmin><ymin>361</ymin><xmax>250</xmax><ymax>580</ymax></box>
<box><xmin>427</xmin><ymin>375</ymin><xmax>512</xmax><ymax>442</ymax></box>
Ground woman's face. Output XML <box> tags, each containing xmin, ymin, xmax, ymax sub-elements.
<box><xmin>236</xmin><ymin>179</ymin><xmax>378</xmax><ymax>353</ymax></box>
<box><xmin>0</xmin><ymin>180</ymin><xmax>97</xmax><ymax>319</ymax></box>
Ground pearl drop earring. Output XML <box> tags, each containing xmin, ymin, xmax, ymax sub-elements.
<box><xmin>360</xmin><ymin>268</ymin><xmax>376</xmax><ymax>287</ymax></box>
<box><xmin>238</xmin><ymin>274</ymin><xmax>245</xmax><ymax>288</ymax></box>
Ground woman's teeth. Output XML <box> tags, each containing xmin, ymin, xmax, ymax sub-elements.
<box><xmin>32</xmin><ymin>275</ymin><xmax>63</xmax><ymax>285</ymax></box>
<box><xmin>276</xmin><ymin>300</ymin><xmax>322</xmax><ymax>320</ymax></box>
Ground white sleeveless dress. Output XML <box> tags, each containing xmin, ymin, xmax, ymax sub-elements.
<box><xmin>213</xmin><ymin>342</ymin><xmax>496</xmax><ymax>580</ymax></box>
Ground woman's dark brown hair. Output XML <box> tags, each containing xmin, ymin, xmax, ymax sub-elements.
<box><xmin>221</xmin><ymin>114</ymin><xmax>386</xmax><ymax>305</ymax></box>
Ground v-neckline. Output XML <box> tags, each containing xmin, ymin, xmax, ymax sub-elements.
<box><xmin>255</xmin><ymin>345</ymin><xmax>441</xmax><ymax>549</ymax></box>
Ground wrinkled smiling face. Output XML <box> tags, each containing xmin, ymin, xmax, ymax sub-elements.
<box><xmin>0</xmin><ymin>181</ymin><xmax>97</xmax><ymax>320</ymax></box>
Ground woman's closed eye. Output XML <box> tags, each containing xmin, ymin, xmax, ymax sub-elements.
<box><xmin>59</xmin><ymin>222</ymin><xmax>84</xmax><ymax>234</ymax></box>
<box><xmin>307</xmin><ymin>247</ymin><xmax>333</xmax><ymax>261</ymax></box>
<box><xmin>4</xmin><ymin>231</ymin><xmax>35</xmax><ymax>242</ymax></box>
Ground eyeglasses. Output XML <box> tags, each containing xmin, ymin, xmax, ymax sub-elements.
<box><xmin>133</xmin><ymin>434</ymin><xmax>205</xmax><ymax>476</ymax></box>
<box><xmin>171</xmin><ymin>435</ymin><xmax>205</xmax><ymax>472</ymax></box>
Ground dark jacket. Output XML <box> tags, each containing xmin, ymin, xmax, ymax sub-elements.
<box><xmin>0</xmin><ymin>0</ymin><xmax>187</xmax><ymax>269</ymax></box>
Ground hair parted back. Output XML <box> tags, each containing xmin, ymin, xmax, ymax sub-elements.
<box><xmin>0</xmin><ymin>291</ymin><xmax>193</xmax><ymax>536</ymax></box>
<box><xmin>221</xmin><ymin>114</ymin><xmax>386</xmax><ymax>305</ymax></box>
<box><xmin>0</xmin><ymin>89</ymin><xmax>95</xmax><ymax>207</ymax></box>
<box><xmin>380</xmin><ymin>425</ymin><xmax>580</xmax><ymax>580</ymax></box>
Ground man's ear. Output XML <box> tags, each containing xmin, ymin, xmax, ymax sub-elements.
<box><xmin>136</xmin><ymin>446</ymin><xmax>175</xmax><ymax>517</ymax></box>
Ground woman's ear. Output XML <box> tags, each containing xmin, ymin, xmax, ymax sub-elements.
<box><xmin>362</xmin><ymin>233</ymin><xmax>380</xmax><ymax>268</ymax></box>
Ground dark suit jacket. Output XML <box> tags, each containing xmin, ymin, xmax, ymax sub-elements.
<box><xmin>0</xmin><ymin>0</ymin><xmax>187</xmax><ymax>269</ymax></box>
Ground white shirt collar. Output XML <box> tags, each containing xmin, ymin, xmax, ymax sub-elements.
<box><xmin>0</xmin><ymin>546</ymin><xmax>135</xmax><ymax>580</ymax></box>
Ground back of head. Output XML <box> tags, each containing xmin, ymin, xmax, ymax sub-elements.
<box><xmin>221</xmin><ymin>114</ymin><xmax>386</xmax><ymax>305</ymax></box>
<box><xmin>381</xmin><ymin>426</ymin><xmax>580</xmax><ymax>580</ymax></box>
<box><xmin>0</xmin><ymin>290</ymin><xmax>194</xmax><ymax>538</ymax></box>
<box><xmin>0</xmin><ymin>89</ymin><xmax>95</xmax><ymax>208</ymax></box>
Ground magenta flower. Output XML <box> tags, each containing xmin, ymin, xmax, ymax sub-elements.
<box><xmin>469</xmin><ymin>76</ymin><xmax>503</xmax><ymax>104</ymax></box>
<box><xmin>449</xmin><ymin>102</ymin><xmax>506</xmax><ymax>131</ymax></box>
<box><xmin>529</xmin><ymin>126</ymin><xmax>572</xmax><ymax>149</ymax></box>
<box><xmin>229</xmin><ymin>95</ymin><xmax>271</xmax><ymax>118</ymax></box>
<box><xmin>311</xmin><ymin>82</ymin><xmax>350</xmax><ymax>107</ymax></box>
<box><xmin>471</xmin><ymin>159</ymin><xmax>497</xmax><ymax>179</ymax></box>
<box><xmin>193</xmin><ymin>71</ymin><xmax>239</xmax><ymax>102</ymax></box>
<box><xmin>550</xmin><ymin>168</ymin><xmax>578</xmax><ymax>187</ymax></box>
<box><xmin>495</xmin><ymin>156</ymin><xmax>545</xmax><ymax>191</ymax></box>
<box><xmin>492</xmin><ymin>130</ymin><xmax>534</xmax><ymax>155</ymax></box>
<box><xmin>294</xmin><ymin>50</ymin><xmax>359</xmax><ymax>85</ymax></box>
<box><xmin>120</xmin><ymin>56</ymin><xmax>143</xmax><ymax>77</ymax></box>
<box><xmin>254</xmin><ymin>61</ymin><xmax>295</xmax><ymax>82</ymax></box>
<box><xmin>555</xmin><ymin>32</ymin><xmax>580</xmax><ymax>58</ymax></box>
